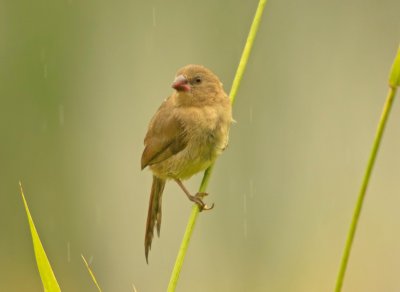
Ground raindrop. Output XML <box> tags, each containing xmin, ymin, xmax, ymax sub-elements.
<box><xmin>59</xmin><ymin>104</ymin><xmax>65</xmax><ymax>126</ymax></box>
<box><xmin>67</xmin><ymin>241</ymin><xmax>71</xmax><ymax>263</ymax></box>
<box><xmin>249</xmin><ymin>106</ymin><xmax>253</xmax><ymax>124</ymax></box>
<box><xmin>243</xmin><ymin>193</ymin><xmax>248</xmax><ymax>239</ymax></box>
<box><xmin>41</xmin><ymin>120</ymin><xmax>48</xmax><ymax>132</ymax></box>
<box><xmin>40</xmin><ymin>48</ymin><xmax>46</xmax><ymax>61</ymax></box>
<box><xmin>43</xmin><ymin>64</ymin><xmax>48</xmax><ymax>79</ymax></box>
<box><xmin>89</xmin><ymin>255</ymin><xmax>94</xmax><ymax>265</ymax></box>
<box><xmin>96</xmin><ymin>204</ymin><xmax>102</xmax><ymax>224</ymax></box>
<box><xmin>152</xmin><ymin>7</ymin><xmax>157</xmax><ymax>27</ymax></box>
<box><xmin>243</xmin><ymin>217</ymin><xmax>248</xmax><ymax>239</ymax></box>
<box><xmin>243</xmin><ymin>193</ymin><xmax>247</xmax><ymax>215</ymax></box>
<box><xmin>249</xmin><ymin>179</ymin><xmax>254</xmax><ymax>198</ymax></box>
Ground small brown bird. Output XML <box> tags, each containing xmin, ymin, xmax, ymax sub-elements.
<box><xmin>141</xmin><ymin>64</ymin><xmax>232</xmax><ymax>262</ymax></box>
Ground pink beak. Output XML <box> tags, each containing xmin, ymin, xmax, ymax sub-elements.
<box><xmin>172</xmin><ymin>75</ymin><xmax>190</xmax><ymax>92</ymax></box>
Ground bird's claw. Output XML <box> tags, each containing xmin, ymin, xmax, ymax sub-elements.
<box><xmin>195</xmin><ymin>192</ymin><xmax>208</xmax><ymax>199</ymax></box>
<box><xmin>192</xmin><ymin>192</ymin><xmax>214</xmax><ymax>211</ymax></box>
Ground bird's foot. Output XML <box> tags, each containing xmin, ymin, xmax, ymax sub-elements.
<box><xmin>189</xmin><ymin>192</ymin><xmax>214</xmax><ymax>211</ymax></box>
<box><xmin>174</xmin><ymin>179</ymin><xmax>215</xmax><ymax>211</ymax></box>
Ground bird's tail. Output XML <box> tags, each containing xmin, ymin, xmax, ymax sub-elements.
<box><xmin>144</xmin><ymin>175</ymin><xmax>166</xmax><ymax>263</ymax></box>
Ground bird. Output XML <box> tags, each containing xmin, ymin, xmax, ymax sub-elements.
<box><xmin>141</xmin><ymin>64</ymin><xmax>232</xmax><ymax>263</ymax></box>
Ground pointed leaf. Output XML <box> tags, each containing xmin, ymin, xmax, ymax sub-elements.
<box><xmin>20</xmin><ymin>182</ymin><xmax>61</xmax><ymax>292</ymax></box>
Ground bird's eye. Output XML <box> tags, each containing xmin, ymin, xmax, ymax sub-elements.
<box><xmin>194</xmin><ymin>77</ymin><xmax>202</xmax><ymax>84</ymax></box>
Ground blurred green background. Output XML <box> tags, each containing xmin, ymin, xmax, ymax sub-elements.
<box><xmin>1</xmin><ymin>0</ymin><xmax>400</xmax><ymax>291</ymax></box>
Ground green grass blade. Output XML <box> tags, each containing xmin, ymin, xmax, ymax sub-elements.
<box><xmin>19</xmin><ymin>182</ymin><xmax>61</xmax><ymax>292</ymax></box>
<box><xmin>81</xmin><ymin>254</ymin><xmax>102</xmax><ymax>292</ymax></box>
<box><xmin>334</xmin><ymin>47</ymin><xmax>399</xmax><ymax>292</ymax></box>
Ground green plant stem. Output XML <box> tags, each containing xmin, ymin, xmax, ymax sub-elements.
<box><xmin>81</xmin><ymin>254</ymin><xmax>102</xmax><ymax>292</ymax></box>
<box><xmin>335</xmin><ymin>86</ymin><xmax>397</xmax><ymax>292</ymax></box>
<box><xmin>167</xmin><ymin>0</ymin><xmax>268</xmax><ymax>291</ymax></box>
<box><xmin>229</xmin><ymin>0</ymin><xmax>268</xmax><ymax>106</ymax></box>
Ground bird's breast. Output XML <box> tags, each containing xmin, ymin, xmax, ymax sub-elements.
<box><xmin>150</xmin><ymin>103</ymin><xmax>231</xmax><ymax>180</ymax></box>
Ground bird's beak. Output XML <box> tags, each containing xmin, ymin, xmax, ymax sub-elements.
<box><xmin>172</xmin><ymin>75</ymin><xmax>190</xmax><ymax>92</ymax></box>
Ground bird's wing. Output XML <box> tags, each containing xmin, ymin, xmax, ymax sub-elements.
<box><xmin>141</xmin><ymin>99</ymin><xmax>187</xmax><ymax>169</ymax></box>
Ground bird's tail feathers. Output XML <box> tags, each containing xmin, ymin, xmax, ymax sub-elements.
<box><xmin>144</xmin><ymin>175</ymin><xmax>166</xmax><ymax>263</ymax></box>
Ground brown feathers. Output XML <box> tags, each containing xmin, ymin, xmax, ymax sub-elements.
<box><xmin>141</xmin><ymin>64</ymin><xmax>232</xmax><ymax>263</ymax></box>
<box><xmin>144</xmin><ymin>176</ymin><xmax>165</xmax><ymax>263</ymax></box>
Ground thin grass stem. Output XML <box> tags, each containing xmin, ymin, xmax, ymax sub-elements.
<box><xmin>167</xmin><ymin>0</ymin><xmax>268</xmax><ymax>291</ymax></box>
<box><xmin>335</xmin><ymin>45</ymin><xmax>400</xmax><ymax>292</ymax></box>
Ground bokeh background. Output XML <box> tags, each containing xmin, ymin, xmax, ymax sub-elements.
<box><xmin>1</xmin><ymin>0</ymin><xmax>400</xmax><ymax>291</ymax></box>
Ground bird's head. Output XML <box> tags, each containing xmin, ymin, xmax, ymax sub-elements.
<box><xmin>171</xmin><ymin>64</ymin><xmax>225</xmax><ymax>105</ymax></box>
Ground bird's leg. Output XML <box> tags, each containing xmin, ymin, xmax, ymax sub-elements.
<box><xmin>174</xmin><ymin>179</ymin><xmax>214</xmax><ymax>211</ymax></box>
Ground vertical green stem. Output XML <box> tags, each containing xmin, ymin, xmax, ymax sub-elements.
<box><xmin>335</xmin><ymin>45</ymin><xmax>400</xmax><ymax>291</ymax></box>
<box><xmin>229</xmin><ymin>0</ymin><xmax>268</xmax><ymax>106</ymax></box>
<box><xmin>335</xmin><ymin>87</ymin><xmax>397</xmax><ymax>292</ymax></box>
<box><xmin>167</xmin><ymin>1</ymin><xmax>268</xmax><ymax>291</ymax></box>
